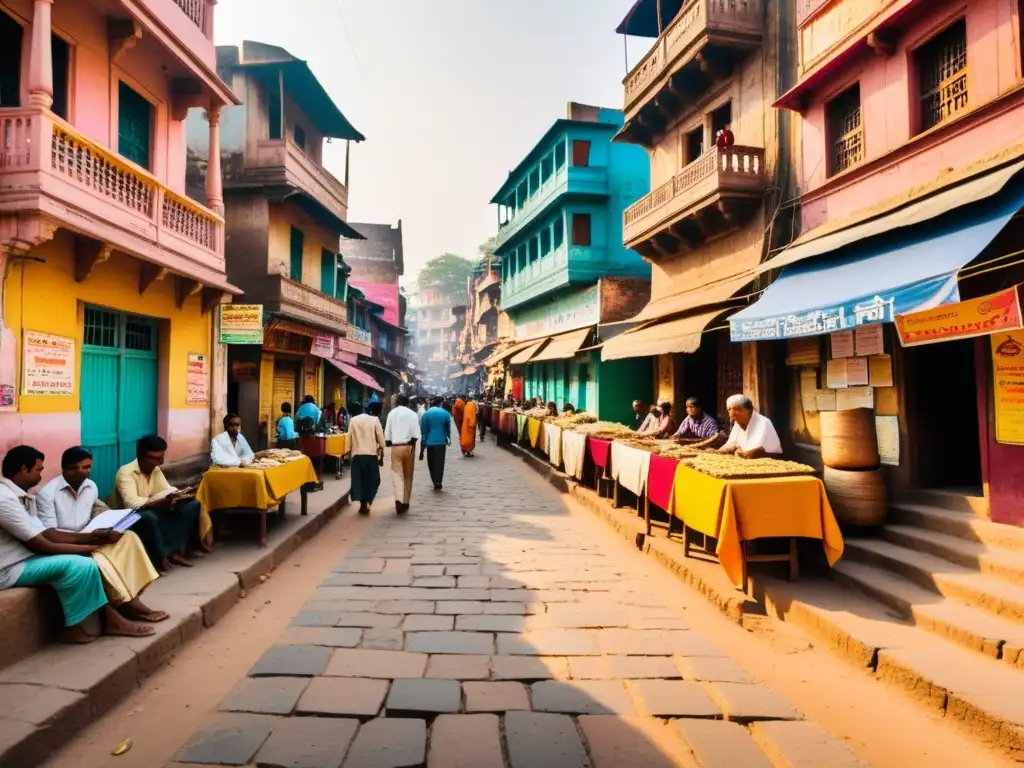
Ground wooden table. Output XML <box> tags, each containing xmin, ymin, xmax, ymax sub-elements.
<box><xmin>196</xmin><ymin>457</ymin><xmax>319</xmax><ymax>547</ymax></box>
<box><xmin>300</xmin><ymin>434</ymin><xmax>348</xmax><ymax>481</ymax></box>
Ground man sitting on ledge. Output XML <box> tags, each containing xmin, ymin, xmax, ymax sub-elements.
<box><xmin>0</xmin><ymin>445</ymin><xmax>162</xmax><ymax>643</ymax></box>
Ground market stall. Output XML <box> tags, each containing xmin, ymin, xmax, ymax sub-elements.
<box><xmin>300</xmin><ymin>433</ymin><xmax>348</xmax><ymax>481</ymax></box>
<box><xmin>197</xmin><ymin>450</ymin><xmax>319</xmax><ymax>547</ymax></box>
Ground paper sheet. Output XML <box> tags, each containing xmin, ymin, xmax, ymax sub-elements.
<box><xmin>846</xmin><ymin>357</ymin><xmax>869</xmax><ymax>386</ymax></box>
<box><xmin>82</xmin><ymin>509</ymin><xmax>141</xmax><ymax>533</ymax></box>
<box><xmin>816</xmin><ymin>390</ymin><xmax>837</xmax><ymax>411</ymax></box>
<box><xmin>876</xmin><ymin>415</ymin><xmax>900</xmax><ymax>466</ymax></box>
<box><xmin>869</xmin><ymin>355</ymin><xmax>894</xmax><ymax>387</ymax></box>
<box><xmin>830</xmin><ymin>330</ymin><xmax>855</xmax><ymax>359</ymax></box>
<box><xmin>855</xmin><ymin>324</ymin><xmax>885</xmax><ymax>356</ymax></box>
<box><xmin>837</xmin><ymin>386</ymin><xmax>875</xmax><ymax>411</ymax></box>
<box><xmin>800</xmin><ymin>369</ymin><xmax>819</xmax><ymax>413</ymax></box>
<box><xmin>826</xmin><ymin>359</ymin><xmax>848</xmax><ymax>389</ymax></box>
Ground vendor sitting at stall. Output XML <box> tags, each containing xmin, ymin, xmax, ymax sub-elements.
<box><xmin>673</xmin><ymin>398</ymin><xmax>722</xmax><ymax>440</ymax></box>
<box><xmin>296</xmin><ymin>395</ymin><xmax>322</xmax><ymax>427</ymax></box>
<box><xmin>632</xmin><ymin>400</ymin><xmax>649</xmax><ymax>430</ymax></box>
<box><xmin>718</xmin><ymin>394</ymin><xmax>783</xmax><ymax>459</ymax></box>
<box><xmin>639</xmin><ymin>402</ymin><xmax>675</xmax><ymax>437</ymax></box>
<box><xmin>277</xmin><ymin>403</ymin><xmax>296</xmax><ymax>447</ymax></box>
<box><xmin>211</xmin><ymin>414</ymin><xmax>255</xmax><ymax>468</ymax></box>
<box><xmin>546</xmin><ymin>401</ymin><xmax>558</xmax><ymax>418</ymax></box>
<box><xmin>636</xmin><ymin>404</ymin><xmax>660</xmax><ymax>434</ymax></box>
<box><xmin>562</xmin><ymin>403</ymin><xmax>576</xmax><ymax>415</ymax></box>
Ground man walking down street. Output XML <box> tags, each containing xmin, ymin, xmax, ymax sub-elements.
<box><xmin>347</xmin><ymin>402</ymin><xmax>386</xmax><ymax>515</ymax></box>
<box><xmin>384</xmin><ymin>394</ymin><xmax>421</xmax><ymax>514</ymax></box>
<box><xmin>419</xmin><ymin>397</ymin><xmax>452</xmax><ymax>491</ymax></box>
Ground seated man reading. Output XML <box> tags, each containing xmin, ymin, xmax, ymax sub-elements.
<box><xmin>211</xmin><ymin>413</ymin><xmax>255</xmax><ymax>468</ymax></box>
<box><xmin>718</xmin><ymin>394</ymin><xmax>783</xmax><ymax>459</ymax></box>
<box><xmin>110</xmin><ymin>435</ymin><xmax>204</xmax><ymax>571</ymax></box>
<box><xmin>1</xmin><ymin>446</ymin><xmax>162</xmax><ymax>643</ymax></box>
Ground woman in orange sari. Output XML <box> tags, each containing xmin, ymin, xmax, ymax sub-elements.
<box><xmin>452</xmin><ymin>397</ymin><xmax>465</xmax><ymax>434</ymax></box>
<box><xmin>460</xmin><ymin>399</ymin><xmax>478</xmax><ymax>457</ymax></box>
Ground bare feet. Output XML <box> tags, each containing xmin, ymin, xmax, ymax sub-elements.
<box><xmin>104</xmin><ymin>606</ymin><xmax>156</xmax><ymax>637</ymax></box>
<box><xmin>120</xmin><ymin>598</ymin><xmax>170</xmax><ymax>623</ymax></box>
<box><xmin>168</xmin><ymin>553</ymin><xmax>194</xmax><ymax>568</ymax></box>
<box><xmin>61</xmin><ymin>624</ymin><xmax>97</xmax><ymax>645</ymax></box>
<box><xmin>158</xmin><ymin>559</ymin><xmax>172</xmax><ymax>574</ymax></box>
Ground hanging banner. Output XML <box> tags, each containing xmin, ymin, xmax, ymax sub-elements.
<box><xmin>312</xmin><ymin>334</ymin><xmax>335</xmax><ymax>359</ymax></box>
<box><xmin>992</xmin><ymin>330</ymin><xmax>1024</xmax><ymax>445</ymax></box>
<box><xmin>895</xmin><ymin>287</ymin><xmax>1022</xmax><ymax>347</ymax></box>
<box><xmin>186</xmin><ymin>353</ymin><xmax>208</xmax><ymax>404</ymax></box>
<box><xmin>22</xmin><ymin>331</ymin><xmax>74</xmax><ymax>396</ymax></box>
<box><xmin>220</xmin><ymin>304</ymin><xmax>264</xmax><ymax>344</ymax></box>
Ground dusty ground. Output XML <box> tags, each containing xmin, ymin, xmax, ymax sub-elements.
<box><xmin>45</xmin><ymin>441</ymin><xmax>1016</xmax><ymax>767</ymax></box>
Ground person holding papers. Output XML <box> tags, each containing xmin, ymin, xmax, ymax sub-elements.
<box><xmin>211</xmin><ymin>414</ymin><xmax>255</xmax><ymax>468</ymax></box>
<box><xmin>0</xmin><ymin>446</ymin><xmax>162</xmax><ymax>643</ymax></box>
<box><xmin>110</xmin><ymin>435</ymin><xmax>203</xmax><ymax>571</ymax></box>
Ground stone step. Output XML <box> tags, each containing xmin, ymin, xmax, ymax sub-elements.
<box><xmin>759</xmin><ymin>576</ymin><xmax>1024</xmax><ymax>755</ymax></box>
<box><xmin>832</xmin><ymin>560</ymin><xmax>1024</xmax><ymax>666</ymax></box>
<box><xmin>900</xmin><ymin>488</ymin><xmax>988</xmax><ymax>517</ymax></box>
<box><xmin>843</xmin><ymin>538</ymin><xmax>1024</xmax><ymax>625</ymax></box>
<box><xmin>889</xmin><ymin>503</ymin><xmax>1024</xmax><ymax>554</ymax></box>
<box><xmin>880</xmin><ymin>524</ymin><xmax>1024</xmax><ymax>586</ymax></box>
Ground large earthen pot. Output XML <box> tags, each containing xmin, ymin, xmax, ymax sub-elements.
<box><xmin>824</xmin><ymin>466</ymin><xmax>887</xmax><ymax>527</ymax></box>
<box><xmin>820</xmin><ymin>408</ymin><xmax>879</xmax><ymax>470</ymax></box>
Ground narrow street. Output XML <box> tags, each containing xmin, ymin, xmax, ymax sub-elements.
<box><xmin>47</xmin><ymin>440</ymin><xmax>1015</xmax><ymax>768</ymax></box>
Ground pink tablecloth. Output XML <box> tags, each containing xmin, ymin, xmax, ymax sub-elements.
<box><xmin>647</xmin><ymin>453</ymin><xmax>680</xmax><ymax>510</ymax></box>
<box><xmin>586</xmin><ymin>437</ymin><xmax>612</xmax><ymax>473</ymax></box>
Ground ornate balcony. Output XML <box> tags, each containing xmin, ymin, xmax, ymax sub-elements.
<box><xmin>495</xmin><ymin>165</ymin><xmax>609</xmax><ymax>248</ymax></box>
<box><xmin>0</xmin><ymin>107</ymin><xmax>226</xmax><ymax>286</ymax></box>
<box><xmin>240</xmin><ymin>139</ymin><xmax>349</xmax><ymax>226</ymax></box>
<box><xmin>623</xmin><ymin>145</ymin><xmax>766</xmax><ymax>257</ymax></box>
<box><xmin>621</xmin><ymin>0</ymin><xmax>764</xmax><ymax>144</ymax></box>
<box><xmin>263</xmin><ymin>274</ymin><xmax>352</xmax><ymax>334</ymax></box>
<box><xmin>501</xmin><ymin>243</ymin><xmax>609</xmax><ymax>311</ymax></box>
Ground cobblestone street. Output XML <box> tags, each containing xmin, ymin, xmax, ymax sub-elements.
<box><xmin>169</xmin><ymin>438</ymin><xmax>865</xmax><ymax>768</ymax></box>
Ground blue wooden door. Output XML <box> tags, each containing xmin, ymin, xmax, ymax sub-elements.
<box><xmin>81</xmin><ymin>307</ymin><xmax>158</xmax><ymax>497</ymax></box>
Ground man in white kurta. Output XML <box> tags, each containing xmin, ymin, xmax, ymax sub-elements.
<box><xmin>211</xmin><ymin>414</ymin><xmax>255</xmax><ymax>467</ymax></box>
<box><xmin>719</xmin><ymin>394</ymin><xmax>783</xmax><ymax>459</ymax></box>
<box><xmin>384</xmin><ymin>394</ymin><xmax>421</xmax><ymax>514</ymax></box>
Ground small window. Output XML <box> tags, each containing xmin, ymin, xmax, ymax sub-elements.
<box><xmin>124</xmin><ymin>316</ymin><xmax>155</xmax><ymax>352</ymax></box>
<box><xmin>553</xmin><ymin>218</ymin><xmax>564</xmax><ymax>248</ymax></box>
<box><xmin>571</xmin><ymin>213</ymin><xmax>592</xmax><ymax>246</ymax></box>
<box><xmin>268</xmin><ymin>85</ymin><xmax>282</xmax><ymax>140</ymax></box>
<box><xmin>0</xmin><ymin>12</ymin><xmax>22</xmax><ymax>108</ymax></box>
<box><xmin>289</xmin><ymin>226</ymin><xmax>304</xmax><ymax>281</ymax></box>
<box><xmin>572</xmin><ymin>140</ymin><xmax>591</xmax><ymax>167</ymax></box>
<box><xmin>554</xmin><ymin>142</ymin><xmax>566</xmax><ymax>169</ymax></box>
<box><xmin>827</xmin><ymin>84</ymin><xmax>864</xmax><ymax>176</ymax></box>
<box><xmin>529</xmin><ymin>168</ymin><xmax>540</xmax><ymax>195</ymax></box>
<box><xmin>917</xmin><ymin>19</ymin><xmax>968</xmax><ymax>132</ymax></box>
<box><xmin>540</xmin><ymin>228</ymin><xmax>552</xmax><ymax>255</ymax></box>
<box><xmin>51</xmin><ymin>34</ymin><xmax>70</xmax><ymax>120</ymax></box>
<box><xmin>294</xmin><ymin>124</ymin><xmax>306</xmax><ymax>151</ymax></box>
<box><xmin>711</xmin><ymin>102</ymin><xmax>732</xmax><ymax>139</ymax></box>
<box><xmin>320</xmin><ymin>248</ymin><xmax>335</xmax><ymax>296</ymax></box>
<box><xmin>117</xmin><ymin>82</ymin><xmax>152</xmax><ymax>170</ymax></box>
<box><xmin>84</xmin><ymin>307</ymin><xmax>118</xmax><ymax>348</ymax></box>
<box><xmin>528</xmin><ymin>238</ymin><xmax>539</xmax><ymax>263</ymax></box>
<box><xmin>684</xmin><ymin>127</ymin><xmax>704</xmax><ymax>165</ymax></box>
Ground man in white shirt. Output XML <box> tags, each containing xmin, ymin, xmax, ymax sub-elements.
<box><xmin>211</xmin><ymin>413</ymin><xmax>255</xmax><ymax>468</ymax></box>
<box><xmin>719</xmin><ymin>394</ymin><xmax>783</xmax><ymax>459</ymax></box>
<box><xmin>347</xmin><ymin>402</ymin><xmax>387</xmax><ymax>515</ymax></box>
<box><xmin>384</xmin><ymin>394</ymin><xmax>422</xmax><ymax>514</ymax></box>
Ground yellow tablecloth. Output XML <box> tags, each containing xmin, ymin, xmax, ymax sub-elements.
<box><xmin>324</xmin><ymin>434</ymin><xmax>347</xmax><ymax>457</ymax></box>
<box><xmin>528</xmin><ymin>418</ymin><xmax>543</xmax><ymax>449</ymax></box>
<box><xmin>668</xmin><ymin>464</ymin><xmax>844</xmax><ymax>586</ymax></box>
<box><xmin>197</xmin><ymin>457</ymin><xmax>319</xmax><ymax>512</ymax></box>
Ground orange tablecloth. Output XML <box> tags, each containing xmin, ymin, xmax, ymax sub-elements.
<box><xmin>197</xmin><ymin>457</ymin><xmax>319</xmax><ymax>512</ymax></box>
<box><xmin>667</xmin><ymin>464</ymin><xmax>844</xmax><ymax>586</ymax></box>
<box><xmin>527</xmin><ymin>418</ymin><xmax>543</xmax><ymax>449</ymax></box>
<box><xmin>324</xmin><ymin>434</ymin><xmax>347</xmax><ymax>457</ymax></box>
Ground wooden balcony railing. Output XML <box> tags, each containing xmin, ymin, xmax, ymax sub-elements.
<box><xmin>174</xmin><ymin>0</ymin><xmax>207</xmax><ymax>31</ymax></box>
<box><xmin>249</xmin><ymin>139</ymin><xmax>349</xmax><ymax>224</ymax></box>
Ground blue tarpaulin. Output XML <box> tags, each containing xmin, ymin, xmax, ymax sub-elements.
<box><xmin>730</xmin><ymin>183</ymin><xmax>1024</xmax><ymax>342</ymax></box>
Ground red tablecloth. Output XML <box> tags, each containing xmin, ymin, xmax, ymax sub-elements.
<box><xmin>647</xmin><ymin>453</ymin><xmax>680</xmax><ymax>510</ymax></box>
<box><xmin>586</xmin><ymin>437</ymin><xmax>612</xmax><ymax>472</ymax></box>
<box><xmin>491</xmin><ymin>409</ymin><xmax>500</xmax><ymax>431</ymax></box>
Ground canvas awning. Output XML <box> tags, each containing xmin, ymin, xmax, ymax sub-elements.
<box><xmin>615</xmin><ymin>272</ymin><xmax>754</xmax><ymax>326</ymax></box>
<box><xmin>509</xmin><ymin>340</ymin><xmax>549</xmax><ymax>365</ymax></box>
<box><xmin>327</xmin><ymin>359</ymin><xmax>384</xmax><ymax>392</ymax></box>
<box><xmin>530</xmin><ymin>327</ymin><xmax>593</xmax><ymax>363</ymax></box>
<box><xmin>602</xmin><ymin>308</ymin><xmax>731</xmax><ymax>361</ymax></box>
<box><xmin>483</xmin><ymin>339</ymin><xmax>536</xmax><ymax>367</ymax></box>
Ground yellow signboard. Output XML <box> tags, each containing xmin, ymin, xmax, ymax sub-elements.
<box><xmin>992</xmin><ymin>330</ymin><xmax>1024</xmax><ymax>445</ymax></box>
<box><xmin>220</xmin><ymin>304</ymin><xmax>264</xmax><ymax>344</ymax></box>
<box><xmin>895</xmin><ymin>287</ymin><xmax>1022</xmax><ymax>347</ymax></box>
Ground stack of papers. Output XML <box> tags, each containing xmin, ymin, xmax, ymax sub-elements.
<box><xmin>82</xmin><ymin>509</ymin><xmax>141</xmax><ymax>533</ymax></box>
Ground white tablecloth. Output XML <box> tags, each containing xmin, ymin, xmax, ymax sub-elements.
<box><xmin>561</xmin><ymin>431</ymin><xmax>587</xmax><ymax>480</ymax></box>
<box><xmin>610</xmin><ymin>442</ymin><xmax>652</xmax><ymax>497</ymax></box>
<box><xmin>545</xmin><ymin>424</ymin><xmax>563</xmax><ymax>468</ymax></box>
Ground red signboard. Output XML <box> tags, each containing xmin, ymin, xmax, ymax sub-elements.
<box><xmin>352</xmin><ymin>282</ymin><xmax>400</xmax><ymax>327</ymax></box>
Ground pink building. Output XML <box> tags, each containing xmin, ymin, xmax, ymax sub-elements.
<box><xmin>732</xmin><ymin>0</ymin><xmax>1024</xmax><ymax>527</ymax></box>
<box><xmin>0</xmin><ymin>0</ymin><xmax>239</xmax><ymax>493</ymax></box>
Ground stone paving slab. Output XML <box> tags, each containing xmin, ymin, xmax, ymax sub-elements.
<box><xmin>167</xmin><ymin>444</ymin><xmax>865</xmax><ymax>767</ymax></box>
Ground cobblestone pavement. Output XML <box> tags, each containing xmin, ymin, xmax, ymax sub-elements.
<box><xmin>169</xmin><ymin>438</ymin><xmax>866</xmax><ymax>768</ymax></box>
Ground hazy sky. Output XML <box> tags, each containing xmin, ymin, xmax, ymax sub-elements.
<box><xmin>214</xmin><ymin>0</ymin><xmax>645</xmax><ymax>285</ymax></box>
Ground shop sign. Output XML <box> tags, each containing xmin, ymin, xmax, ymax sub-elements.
<box><xmin>514</xmin><ymin>285</ymin><xmax>599</xmax><ymax>338</ymax></box>
<box><xmin>992</xmin><ymin>330</ymin><xmax>1024</xmax><ymax>445</ymax></box>
<box><xmin>312</xmin><ymin>334</ymin><xmax>335</xmax><ymax>358</ymax></box>
<box><xmin>895</xmin><ymin>287</ymin><xmax>1022</xmax><ymax>347</ymax></box>
<box><xmin>730</xmin><ymin>274</ymin><xmax>959</xmax><ymax>342</ymax></box>
<box><xmin>220</xmin><ymin>304</ymin><xmax>264</xmax><ymax>344</ymax></box>
<box><xmin>352</xmin><ymin>327</ymin><xmax>372</xmax><ymax>346</ymax></box>
<box><xmin>22</xmin><ymin>331</ymin><xmax>74</xmax><ymax>396</ymax></box>
<box><xmin>186</xmin><ymin>353</ymin><xmax>208</xmax><ymax>404</ymax></box>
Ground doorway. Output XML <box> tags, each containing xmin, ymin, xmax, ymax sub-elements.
<box><xmin>271</xmin><ymin>359</ymin><xmax>300</xmax><ymax>445</ymax></box>
<box><xmin>81</xmin><ymin>307</ymin><xmax>159</xmax><ymax>497</ymax></box>
<box><xmin>908</xmin><ymin>338</ymin><xmax>982</xmax><ymax>490</ymax></box>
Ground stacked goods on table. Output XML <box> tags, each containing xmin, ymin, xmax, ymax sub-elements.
<box><xmin>654</xmin><ymin>433</ymin><xmax>727</xmax><ymax>460</ymax></box>
<box><xmin>572</xmin><ymin>422</ymin><xmax>635</xmax><ymax>439</ymax></box>
<box><xmin>819</xmin><ymin>408</ymin><xmax>886</xmax><ymax>527</ymax></box>
<box><xmin>251</xmin><ymin>448</ymin><xmax>306</xmax><ymax>468</ymax></box>
<box><xmin>683</xmin><ymin>454</ymin><xmax>816</xmax><ymax>480</ymax></box>
<box><xmin>615</xmin><ymin>434</ymin><xmax>661</xmax><ymax>453</ymax></box>
<box><xmin>550</xmin><ymin>412</ymin><xmax>597</xmax><ymax>428</ymax></box>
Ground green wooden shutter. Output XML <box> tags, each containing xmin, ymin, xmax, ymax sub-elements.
<box><xmin>289</xmin><ymin>227</ymin><xmax>304</xmax><ymax>281</ymax></box>
<box><xmin>320</xmin><ymin>249</ymin><xmax>336</xmax><ymax>296</ymax></box>
<box><xmin>118</xmin><ymin>82</ymin><xmax>152</xmax><ymax>170</ymax></box>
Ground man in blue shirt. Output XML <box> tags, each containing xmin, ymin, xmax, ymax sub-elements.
<box><xmin>277</xmin><ymin>402</ymin><xmax>296</xmax><ymax>446</ymax></box>
<box><xmin>419</xmin><ymin>397</ymin><xmax>452</xmax><ymax>490</ymax></box>
<box><xmin>295</xmin><ymin>396</ymin><xmax>322</xmax><ymax>431</ymax></box>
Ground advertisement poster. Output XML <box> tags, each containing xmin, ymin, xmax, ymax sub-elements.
<box><xmin>22</xmin><ymin>331</ymin><xmax>74</xmax><ymax>396</ymax></box>
<box><xmin>830</xmin><ymin>330</ymin><xmax>854</xmax><ymax>359</ymax></box>
<box><xmin>220</xmin><ymin>305</ymin><xmax>264</xmax><ymax>344</ymax></box>
<box><xmin>875</xmin><ymin>415</ymin><xmax>900</xmax><ymax>466</ymax></box>
<box><xmin>992</xmin><ymin>330</ymin><xmax>1024</xmax><ymax>445</ymax></box>
<box><xmin>825</xmin><ymin>359</ymin><xmax>848</xmax><ymax>389</ymax></box>
<box><xmin>896</xmin><ymin>287</ymin><xmax>1022</xmax><ymax>347</ymax></box>
<box><xmin>846</xmin><ymin>357</ymin><xmax>869</xmax><ymax>386</ymax></box>
<box><xmin>186</xmin><ymin>353</ymin><xmax>208</xmax><ymax>404</ymax></box>
<box><xmin>312</xmin><ymin>334</ymin><xmax>335</xmax><ymax>359</ymax></box>
<box><xmin>854</xmin><ymin>324</ymin><xmax>885</xmax><ymax>356</ymax></box>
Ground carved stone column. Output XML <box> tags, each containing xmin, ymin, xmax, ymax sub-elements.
<box><xmin>27</xmin><ymin>0</ymin><xmax>54</xmax><ymax>109</ymax></box>
<box><xmin>204</xmin><ymin>106</ymin><xmax>224</xmax><ymax>215</ymax></box>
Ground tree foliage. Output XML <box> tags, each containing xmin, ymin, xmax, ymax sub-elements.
<box><xmin>416</xmin><ymin>253</ymin><xmax>475</xmax><ymax>300</ymax></box>
<box><xmin>477</xmin><ymin>236</ymin><xmax>498</xmax><ymax>263</ymax></box>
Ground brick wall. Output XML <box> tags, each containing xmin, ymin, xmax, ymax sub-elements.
<box><xmin>598</xmin><ymin>277</ymin><xmax>652</xmax><ymax>324</ymax></box>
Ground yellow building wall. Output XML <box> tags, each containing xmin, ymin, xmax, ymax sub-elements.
<box><xmin>3</xmin><ymin>232</ymin><xmax>211</xmax><ymax>416</ymax></box>
<box><xmin>267</xmin><ymin>200</ymin><xmax>341</xmax><ymax>293</ymax></box>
